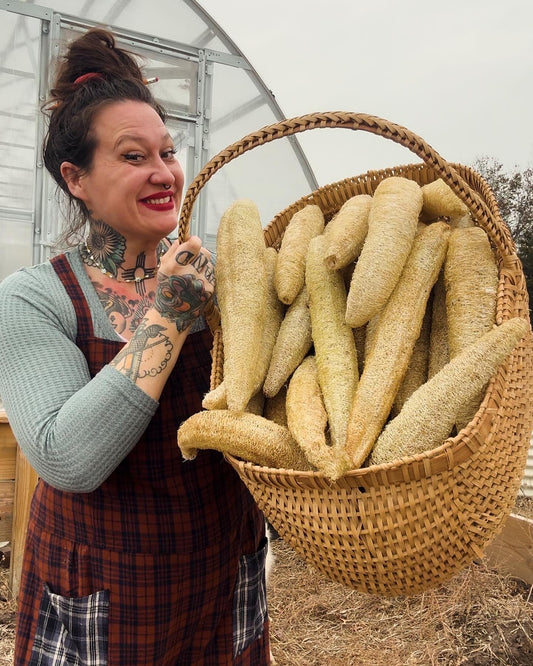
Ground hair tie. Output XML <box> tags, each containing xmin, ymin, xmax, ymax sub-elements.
<box><xmin>73</xmin><ymin>72</ymin><xmax>104</xmax><ymax>86</ymax></box>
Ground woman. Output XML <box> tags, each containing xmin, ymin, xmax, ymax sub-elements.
<box><xmin>0</xmin><ymin>28</ymin><xmax>270</xmax><ymax>665</ymax></box>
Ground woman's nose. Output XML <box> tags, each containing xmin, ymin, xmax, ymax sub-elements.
<box><xmin>150</xmin><ymin>157</ymin><xmax>175</xmax><ymax>188</ymax></box>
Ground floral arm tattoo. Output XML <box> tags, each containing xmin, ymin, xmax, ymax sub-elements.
<box><xmin>154</xmin><ymin>271</ymin><xmax>211</xmax><ymax>332</ymax></box>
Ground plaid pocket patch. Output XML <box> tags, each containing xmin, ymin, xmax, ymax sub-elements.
<box><xmin>232</xmin><ymin>536</ymin><xmax>269</xmax><ymax>658</ymax></box>
<box><xmin>29</xmin><ymin>584</ymin><xmax>109</xmax><ymax>665</ymax></box>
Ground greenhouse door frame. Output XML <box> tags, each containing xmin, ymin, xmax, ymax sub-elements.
<box><xmin>0</xmin><ymin>0</ymin><xmax>250</xmax><ymax>264</ymax></box>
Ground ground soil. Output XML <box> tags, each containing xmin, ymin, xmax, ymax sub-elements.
<box><xmin>0</xmin><ymin>496</ymin><xmax>531</xmax><ymax>665</ymax></box>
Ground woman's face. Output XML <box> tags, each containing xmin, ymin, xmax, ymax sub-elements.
<box><xmin>62</xmin><ymin>100</ymin><xmax>185</xmax><ymax>244</ymax></box>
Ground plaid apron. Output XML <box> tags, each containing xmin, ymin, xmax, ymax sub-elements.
<box><xmin>14</xmin><ymin>253</ymin><xmax>270</xmax><ymax>665</ymax></box>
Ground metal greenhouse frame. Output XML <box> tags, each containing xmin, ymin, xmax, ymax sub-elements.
<box><xmin>0</xmin><ymin>0</ymin><xmax>318</xmax><ymax>281</ymax></box>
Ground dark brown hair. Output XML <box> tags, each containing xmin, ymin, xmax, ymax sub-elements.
<box><xmin>44</xmin><ymin>28</ymin><xmax>167</xmax><ymax>245</ymax></box>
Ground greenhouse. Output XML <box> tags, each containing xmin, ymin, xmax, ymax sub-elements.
<box><xmin>0</xmin><ymin>0</ymin><xmax>318</xmax><ymax>281</ymax></box>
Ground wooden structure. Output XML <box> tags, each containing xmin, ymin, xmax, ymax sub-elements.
<box><xmin>484</xmin><ymin>513</ymin><xmax>533</xmax><ymax>585</ymax></box>
<box><xmin>0</xmin><ymin>408</ymin><xmax>39</xmax><ymax>597</ymax></box>
<box><xmin>0</xmin><ymin>408</ymin><xmax>16</xmax><ymax>546</ymax></box>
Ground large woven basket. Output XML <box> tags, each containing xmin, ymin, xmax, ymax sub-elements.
<box><xmin>178</xmin><ymin>112</ymin><xmax>533</xmax><ymax>597</ymax></box>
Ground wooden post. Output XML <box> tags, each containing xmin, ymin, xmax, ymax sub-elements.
<box><xmin>0</xmin><ymin>409</ymin><xmax>17</xmax><ymax>546</ymax></box>
<box><xmin>1</xmin><ymin>409</ymin><xmax>39</xmax><ymax>598</ymax></box>
<box><xmin>483</xmin><ymin>513</ymin><xmax>533</xmax><ymax>585</ymax></box>
<box><xmin>10</xmin><ymin>446</ymin><xmax>39</xmax><ymax>597</ymax></box>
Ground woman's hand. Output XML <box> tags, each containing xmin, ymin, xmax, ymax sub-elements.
<box><xmin>154</xmin><ymin>236</ymin><xmax>215</xmax><ymax>332</ymax></box>
<box><xmin>109</xmin><ymin>236</ymin><xmax>214</xmax><ymax>400</ymax></box>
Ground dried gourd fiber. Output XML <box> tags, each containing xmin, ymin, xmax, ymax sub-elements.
<box><xmin>263</xmin><ymin>286</ymin><xmax>312</xmax><ymax>398</ymax></box>
<box><xmin>286</xmin><ymin>355</ymin><xmax>343</xmax><ymax>480</ymax></box>
<box><xmin>445</xmin><ymin>227</ymin><xmax>499</xmax><ymax>356</ymax></box>
<box><xmin>352</xmin><ymin>325</ymin><xmax>366</xmax><ymax>377</ymax></box>
<box><xmin>346</xmin><ymin>176</ymin><xmax>423</xmax><ymax>328</ymax></box>
<box><xmin>369</xmin><ymin>317</ymin><xmax>530</xmax><ymax>465</ymax></box>
<box><xmin>391</xmin><ymin>305</ymin><xmax>432</xmax><ymax>417</ymax></box>
<box><xmin>202</xmin><ymin>381</ymin><xmax>226</xmax><ymax>410</ymax></box>
<box><xmin>322</xmin><ymin>194</ymin><xmax>372</xmax><ymax>270</ymax></box>
<box><xmin>251</xmin><ymin>246</ymin><xmax>285</xmax><ymax>384</ymax></box>
<box><xmin>204</xmin><ymin>246</ymin><xmax>284</xmax><ymax>410</ymax></box>
<box><xmin>363</xmin><ymin>216</ymin><xmax>430</xmax><ymax>364</ymax></box>
<box><xmin>444</xmin><ymin>226</ymin><xmax>499</xmax><ymax>430</ymax></box>
<box><xmin>451</xmin><ymin>214</ymin><xmax>475</xmax><ymax>229</ymax></box>
<box><xmin>420</xmin><ymin>178</ymin><xmax>469</xmax><ymax>223</ymax></box>
<box><xmin>306</xmin><ymin>234</ymin><xmax>359</xmax><ymax>452</ymax></box>
<box><xmin>263</xmin><ymin>385</ymin><xmax>288</xmax><ymax>427</ymax></box>
<box><xmin>177</xmin><ymin>409</ymin><xmax>311</xmax><ymax>471</ymax></box>
<box><xmin>245</xmin><ymin>390</ymin><xmax>265</xmax><ymax>416</ymax></box>
<box><xmin>202</xmin><ymin>384</ymin><xmax>263</xmax><ymax>413</ymax></box>
<box><xmin>275</xmin><ymin>204</ymin><xmax>325</xmax><ymax>305</ymax></box>
<box><xmin>428</xmin><ymin>270</ymin><xmax>449</xmax><ymax>379</ymax></box>
<box><xmin>363</xmin><ymin>313</ymin><xmax>380</xmax><ymax>361</ymax></box>
<box><xmin>215</xmin><ymin>199</ymin><xmax>267</xmax><ymax>411</ymax></box>
<box><xmin>342</xmin><ymin>221</ymin><xmax>450</xmax><ymax>473</ymax></box>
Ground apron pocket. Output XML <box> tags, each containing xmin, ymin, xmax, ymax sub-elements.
<box><xmin>30</xmin><ymin>584</ymin><xmax>109</xmax><ymax>665</ymax></box>
<box><xmin>232</xmin><ymin>536</ymin><xmax>269</xmax><ymax>658</ymax></box>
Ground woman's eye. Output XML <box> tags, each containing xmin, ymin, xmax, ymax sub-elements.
<box><xmin>122</xmin><ymin>153</ymin><xmax>144</xmax><ymax>162</ymax></box>
<box><xmin>162</xmin><ymin>148</ymin><xmax>177</xmax><ymax>160</ymax></box>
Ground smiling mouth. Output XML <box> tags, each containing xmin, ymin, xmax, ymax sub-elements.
<box><xmin>143</xmin><ymin>195</ymin><xmax>173</xmax><ymax>205</ymax></box>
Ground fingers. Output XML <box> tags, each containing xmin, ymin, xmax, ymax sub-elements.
<box><xmin>154</xmin><ymin>237</ymin><xmax>216</xmax><ymax>330</ymax></box>
<box><xmin>161</xmin><ymin>236</ymin><xmax>215</xmax><ymax>287</ymax></box>
<box><xmin>174</xmin><ymin>236</ymin><xmax>205</xmax><ymax>267</ymax></box>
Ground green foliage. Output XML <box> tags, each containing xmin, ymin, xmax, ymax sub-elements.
<box><xmin>472</xmin><ymin>157</ymin><xmax>532</xmax><ymax>324</ymax></box>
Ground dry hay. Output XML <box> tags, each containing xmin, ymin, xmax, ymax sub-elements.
<box><xmin>267</xmin><ymin>543</ymin><xmax>532</xmax><ymax>666</ymax></box>
<box><xmin>0</xmin><ymin>552</ymin><xmax>15</xmax><ymax>666</ymax></box>
<box><xmin>267</xmin><ymin>494</ymin><xmax>533</xmax><ymax>666</ymax></box>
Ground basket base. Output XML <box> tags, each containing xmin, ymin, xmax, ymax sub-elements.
<box><xmin>226</xmin><ymin>446</ymin><xmax>526</xmax><ymax>597</ymax></box>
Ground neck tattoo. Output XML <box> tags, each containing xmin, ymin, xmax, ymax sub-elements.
<box><xmin>81</xmin><ymin>241</ymin><xmax>160</xmax><ymax>282</ymax></box>
<box><xmin>80</xmin><ymin>241</ymin><xmax>163</xmax><ymax>297</ymax></box>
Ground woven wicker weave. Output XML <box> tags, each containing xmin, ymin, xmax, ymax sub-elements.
<box><xmin>178</xmin><ymin>112</ymin><xmax>533</xmax><ymax>596</ymax></box>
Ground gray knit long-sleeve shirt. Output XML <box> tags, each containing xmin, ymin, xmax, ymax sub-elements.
<box><xmin>0</xmin><ymin>248</ymin><xmax>160</xmax><ymax>492</ymax></box>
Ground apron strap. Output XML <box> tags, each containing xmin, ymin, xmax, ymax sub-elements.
<box><xmin>51</xmin><ymin>253</ymin><xmax>95</xmax><ymax>341</ymax></box>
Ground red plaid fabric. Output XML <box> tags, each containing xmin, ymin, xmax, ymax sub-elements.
<box><xmin>15</xmin><ymin>254</ymin><xmax>270</xmax><ymax>665</ymax></box>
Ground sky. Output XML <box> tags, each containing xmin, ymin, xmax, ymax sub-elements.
<box><xmin>198</xmin><ymin>0</ymin><xmax>532</xmax><ymax>186</ymax></box>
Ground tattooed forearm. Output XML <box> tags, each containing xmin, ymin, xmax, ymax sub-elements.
<box><xmin>155</xmin><ymin>272</ymin><xmax>211</xmax><ymax>331</ymax></box>
<box><xmin>110</xmin><ymin>321</ymin><xmax>174</xmax><ymax>380</ymax></box>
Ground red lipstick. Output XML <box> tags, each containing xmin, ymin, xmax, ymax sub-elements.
<box><xmin>140</xmin><ymin>191</ymin><xmax>175</xmax><ymax>212</ymax></box>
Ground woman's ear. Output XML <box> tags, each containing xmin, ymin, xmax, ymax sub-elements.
<box><xmin>60</xmin><ymin>162</ymin><xmax>86</xmax><ymax>200</ymax></box>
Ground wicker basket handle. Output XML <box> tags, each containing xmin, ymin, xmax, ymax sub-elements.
<box><xmin>177</xmin><ymin>111</ymin><xmax>515</xmax><ymax>256</ymax></box>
